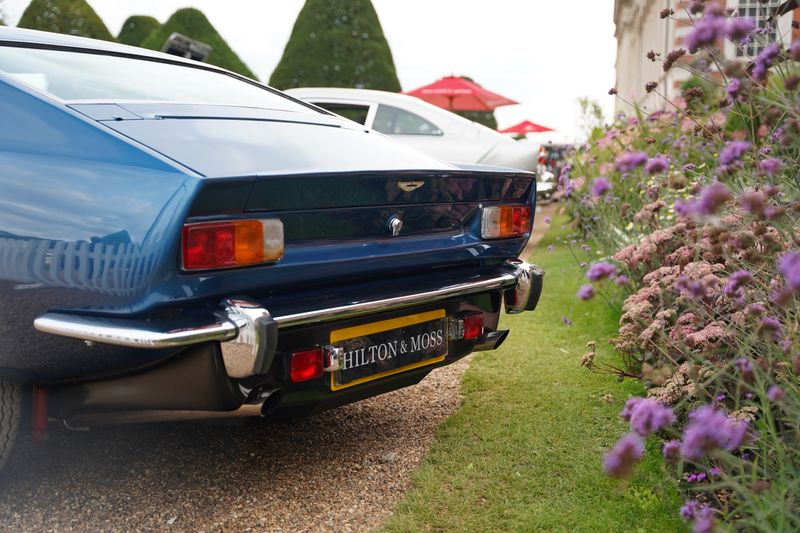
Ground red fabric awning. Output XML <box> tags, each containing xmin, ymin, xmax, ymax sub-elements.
<box><xmin>499</xmin><ymin>120</ymin><xmax>554</xmax><ymax>134</ymax></box>
<box><xmin>405</xmin><ymin>76</ymin><xmax>518</xmax><ymax>111</ymax></box>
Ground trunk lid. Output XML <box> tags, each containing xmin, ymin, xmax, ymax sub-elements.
<box><xmin>71</xmin><ymin>102</ymin><xmax>536</xmax><ymax>294</ymax></box>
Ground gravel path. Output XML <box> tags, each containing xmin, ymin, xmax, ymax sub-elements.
<box><xmin>0</xmin><ymin>357</ymin><xmax>471</xmax><ymax>532</ymax></box>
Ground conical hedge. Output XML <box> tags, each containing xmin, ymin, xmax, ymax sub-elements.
<box><xmin>270</xmin><ymin>0</ymin><xmax>400</xmax><ymax>91</ymax></box>
<box><xmin>17</xmin><ymin>0</ymin><xmax>114</xmax><ymax>41</ymax></box>
<box><xmin>140</xmin><ymin>8</ymin><xmax>256</xmax><ymax>79</ymax></box>
<box><xmin>117</xmin><ymin>15</ymin><xmax>160</xmax><ymax>47</ymax></box>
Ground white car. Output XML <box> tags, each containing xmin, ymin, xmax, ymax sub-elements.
<box><xmin>286</xmin><ymin>87</ymin><xmax>540</xmax><ymax>173</ymax></box>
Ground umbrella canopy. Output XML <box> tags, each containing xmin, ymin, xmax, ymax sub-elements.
<box><xmin>499</xmin><ymin>120</ymin><xmax>554</xmax><ymax>134</ymax></box>
<box><xmin>405</xmin><ymin>76</ymin><xmax>518</xmax><ymax>111</ymax></box>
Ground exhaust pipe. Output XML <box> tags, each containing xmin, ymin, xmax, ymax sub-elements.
<box><xmin>64</xmin><ymin>389</ymin><xmax>283</xmax><ymax>427</ymax></box>
<box><xmin>473</xmin><ymin>330</ymin><xmax>510</xmax><ymax>352</ymax></box>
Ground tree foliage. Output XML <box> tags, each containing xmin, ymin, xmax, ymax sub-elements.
<box><xmin>270</xmin><ymin>0</ymin><xmax>400</xmax><ymax>91</ymax></box>
<box><xmin>117</xmin><ymin>15</ymin><xmax>160</xmax><ymax>47</ymax></box>
<box><xmin>140</xmin><ymin>8</ymin><xmax>256</xmax><ymax>79</ymax></box>
<box><xmin>18</xmin><ymin>0</ymin><xmax>114</xmax><ymax>41</ymax></box>
<box><xmin>0</xmin><ymin>0</ymin><xmax>6</xmax><ymax>26</ymax></box>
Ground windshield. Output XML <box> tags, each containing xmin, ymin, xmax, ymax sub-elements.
<box><xmin>0</xmin><ymin>46</ymin><xmax>312</xmax><ymax>112</ymax></box>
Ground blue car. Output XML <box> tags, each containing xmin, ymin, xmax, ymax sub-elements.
<box><xmin>0</xmin><ymin>27</ymin><xmax>543</xmax><ymax>468</ymax></box>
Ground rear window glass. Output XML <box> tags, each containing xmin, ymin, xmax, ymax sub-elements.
<box><xmin>313</xmin><ymin>102</ymin><xmax>370</xmax><ymax>125</ymax></box>
<box><xmin>0</xmin><ymin>46</ymin><xmax>312</xmax><ymax>112</ymax></box>
<box><xmin>373</xmin><ymin>104</ymin><xmax>442</xmax><ymax>135</ymax></box>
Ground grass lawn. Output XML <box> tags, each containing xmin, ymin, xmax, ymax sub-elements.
<box><xmin>383</xmin><ymin>215</ymin><xmax>686</xmax><ymax>532</ymax></box>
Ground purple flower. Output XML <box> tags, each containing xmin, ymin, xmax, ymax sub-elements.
<box><xmin>760</xmin><ymin>316</ymin><xmax>783</xmax><ymax>340</ymax></box>
<box><xmin>586</xmin><ymin>261</ymin><xmax>618</xmax><ymax>282</ymax></box>
<box><xmin>620</xmin><ymin>397</ymin><xmax>643</xmax><ymax>421</ymax></box>
<box><xmin>663</xmin><ymin>440</ymin><xmax>681</xmax><ymax>464</ymax></box>
<box><xmin>590</xmin><ymin>176</ymin><xmax>611</xmax><ymax>197</ymax></box>
<box><xmin>693</xmin><ymin>506</ymin><xmax>716</xmax><ymax>533</ymax></box>
<box><xmin>778</xmin><ymin>251</ymin><xmax>800</xmax><ymax>291</ymax></box>
<box><xmin>615</xmin><ymin>151</ymin><xmax>648</xmax><ymax>172</ymax></box>
<box><xmin>680</xmin><ymin>405</ymin><xmax>750</xmax><ymax>460</ymax></box>
<box><xmin>698</xmin><ymin>182</ymin><xmax>733</xmax><ymax>214</ymax></box>
<box><xmin>685</xmin><ymin>7</ymin><xmax>726</xmax><ymax>52</ymax></box>
<box><xmin>758</xmin><ymin>157</ymin><xmax>783</xmax><ymax>176</ymax></box>
<box><xmin>577</xmin><ymin>284</ymin><xmax>594</xmax><ymax>300</ymax></box>
<box><xmin>544</xmin><ymin>216</ymin><xmax>552</xmax><ymax>224</ymax></box>
<box><xmin>676</xmin><ymin>182</ymin><xmax>732</xmax><ymax>218</ymax></box>
<box><xmin>628</xmin><ymin>398</ymin><xmax>676</xmax><ymax>436</ymax></box>
<box><xmin>675</xmin><ymin>276</ymin><xmax>707</xmax><ymax>299</ymax></box>
<box><xmin>791</xmin><ymin>38</ymin><xmax>800</xmax><ymax>61</ymax></box>
<box><xmin>680</xmin><ymin>500</ymin><xmax>702</xmax><ymax>521</ymax></box>
<box><xmin>561</xmin><ymin>315</ymin><xmax>573</xmax><ymax>326</ymax></box>
<box><xmin>614</xmin><ymin>275</ymin><xmax>629</xmax><ymax>286</ymax></box>
<box><xmin>745</xmin><ymin>303</ymin><xmax>766</xmax><ymax>316</ymax></box>
<box><xmin>723</xmin><ymin>270</ymin><xmax>752</xmax><ymax>297</ymax></box>
<box><xmin>603</xmin><ymin>433</ymin><xmax>644</xmax><ymax>478</ymax></box>
<box><xmin>753</xmin><ymin>42</ymin><xmax>780</xmax><ymax>81</ymax></box>
<box><xmin>645</xmin><ymin>155</ymin><xmax>669</xmax><ymax>174</ymax></box>
<box><xmin>709</xmin><ymin>466</ymin><xmax>722</xmax><ymax>477</ymax></box>
<box><xmin>767</xmin><ymin>385</ymin><xmax>785</xmax><ymax>402</ymax></box>
<box><xmin>736</xmin><ymin>358</ymin><xmax>755</xmax><ymax>382</ymax></box>
<box><xmin>719</xmin><ymin>141</ymin><xmax>751</xmax><ymax>165</ymax></box>
<box><xmin>726</xmin><ymin>17</ymin><xmax>756</xmax><ymax>42</ymax></box>
<box><xmin>715</xmin><ymin>393</ymin><xmax>725</xmax><ymax>402</ymax></box>
<box><xmin>727</xmin><ymin>78</ymin><xmax>742</xmax><ymax>100</ymax></box>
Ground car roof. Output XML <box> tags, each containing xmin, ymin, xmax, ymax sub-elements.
<box><xmin>0</xmin><ymin>26</ymin><xmax>232</xmax><ymax>75</ymax></box>
<box><xmin>286</xmin><ymin>87</ymin><xmax>510</xmax><ymax>138</ymax></box>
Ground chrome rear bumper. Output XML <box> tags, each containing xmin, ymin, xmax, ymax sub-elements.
<box><xmin>34</xmin><ymin>259</ymin><xmax>544</xmax><ymax>378</ymax></box>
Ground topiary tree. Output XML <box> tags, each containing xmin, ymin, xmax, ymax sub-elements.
<box><xmin>140</xmin><ymin>8</ymin><xmax>256</xmax><ymax>79</ymax></box>
<box><xmin>117</xmin><ymin>15</ymin><xmax>160</xmax><ymax>47</ymax></box>
<box><xmin>270</xmin><ymin>0</ymin><xmax>400</xmax><ymax>91</ymax></box>
<box><xmin>17</xmin><ymin>0</ymin><xmax>114</xmax><ymax>41</ymax></box>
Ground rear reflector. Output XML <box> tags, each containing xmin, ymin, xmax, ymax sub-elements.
<box><xmin>463</xmin><ymin>313</ymin><xmax>484</xmax><ymax>340</ymax></box>
<box><xmin>289</xmin><ymin>348</ymin><xmax>324</xmax><ymax>383</ymax></box>
<box><xmin>182</xmin><ymin>219</ymin><xmax>283</xmax><ymax>270</ymax></box>
<box><xmin>481</xmin><ymin>206</ymin><xmax>531</xmax><ymax>239</ymax></box>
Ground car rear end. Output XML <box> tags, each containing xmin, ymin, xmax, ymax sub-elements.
<box><xmin>37</xmin><ymin>166</ymin><xmax>543</xmax><ymax>423</ymax></box>
<box><xmin>0</xmin><ymin>33</ymin><xmax>544</xmax><ymax>427</ymax></box>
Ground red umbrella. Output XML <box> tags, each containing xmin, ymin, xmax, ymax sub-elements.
<box><xmin>499</xmin><ymin>120</ymin><xmax>554</xmax><ymax>134</ymax></box>
<box><xmin>405</xmin><ymin>76</ymin><xmax>518</xmax><ymax>111</ymax></box>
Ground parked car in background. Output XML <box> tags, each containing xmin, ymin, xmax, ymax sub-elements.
<box><xmin>0</xmin><ymin>28</ymin><xmax>544</xmax><ymax>469</ymax></box>
<box><xmin>286</xmin><ymin>87</ymin><xmax>541</xmax><ymax>174</ymax></box>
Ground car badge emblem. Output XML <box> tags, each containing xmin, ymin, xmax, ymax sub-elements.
<box><xmin>387</xmin><ymin>215</ymin><xmax>403</xmax><ymax>237</ymax></box>
<box><xmin>398</xmin><ymin>180</ymin><xmax>425</xmax><ymax>192</ymax></box>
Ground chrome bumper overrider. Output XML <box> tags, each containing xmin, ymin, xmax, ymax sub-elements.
<box><xmin>33</xmin><ymin>260</ymin><xmax>544</xmax><ymax>378</ymax></box>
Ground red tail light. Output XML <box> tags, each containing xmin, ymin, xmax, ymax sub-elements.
<box><xmin>289</xmin><ymin>348</ymin><xmax>324</xmax><ymax>383</ymax></box>
<box><xmin>481</xmin><ymin>206</ymin><xmax>531</xmax><ymax>239</ymax></box>
<box><xmin>181</xmin><ymin>219</ymin><xmax>283</xmax><ymax>270</ymax></box>
<box><xmin>463</xmin><ymin>313</ymin><xmax>484</xmax><ymax>340</ymax></box>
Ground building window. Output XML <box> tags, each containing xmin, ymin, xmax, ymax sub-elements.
<box><xmin>736</xmin><ymin>0</ymin><xmax>780</xmax><ymax>57</ymax></box>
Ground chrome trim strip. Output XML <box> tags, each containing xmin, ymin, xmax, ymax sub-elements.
<box><xmin>274</xmin><ymin>271</ymin><xmax>519</xmax><ymax>328</ymax></box>
<box><xmin>33</xmin><ymin>314</ymin><xmax>238</xmax><ymax>348</ymax></box>
<box><xmin>33</xmin><ymin>262</ymin><xmax>541</xmax><ymax>366</ymax></box>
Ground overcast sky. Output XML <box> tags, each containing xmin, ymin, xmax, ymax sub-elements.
<box><xmin>3</xmin><ymin>0</ymin><xmax>617</xmax><ymax>140</ymax></box>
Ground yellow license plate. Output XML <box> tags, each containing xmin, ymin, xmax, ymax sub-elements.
<box><xmin>329</xmin><ymin>309</ymin><xmax>448</xmax><ymax>391</ymax></box>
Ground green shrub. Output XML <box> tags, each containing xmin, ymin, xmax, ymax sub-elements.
<box><xmin>117</xmin><ymin>15</ymin><xmax>160</xmax><ymax>47</ymax></box>
<box><xmin>564</xmin><ymin>7</ymin><xmax>800</xmax><ymax>531</ymax></box>
<box><xmin>140</xmin><ymin>8</ymin><xmax>256</xmax><ymax>79</ymax></box>
<box><xmin>269</xmin><ymin>0</ymin><xmax>401</xmax><ymax>91</ymax></box>
<box><xmin>17</xmin><ymin>0</ymin><xmax>114</xmax><ymax>41</ymax></box>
